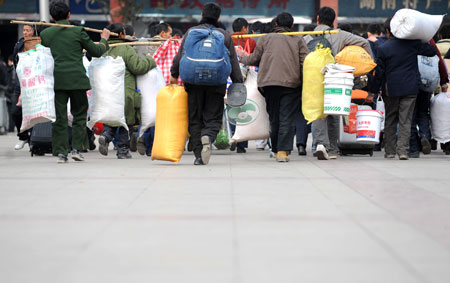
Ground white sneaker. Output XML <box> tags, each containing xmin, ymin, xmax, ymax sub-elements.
<box><xmin>14</xmin><ymin>140</ymin><xmax>27</xmax><ymax>150</ymax></box>
<box><xmin>313</xmin><ymin>144</ymin><xmax>329</xmax><ymax>160</ymax></box>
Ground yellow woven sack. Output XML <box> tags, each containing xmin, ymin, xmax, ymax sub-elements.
<box><xmin>335</xmin><ymin>46</ymin><xmax>377</xmax><ymax>77</ymax></box>
<box><xmin>302</xmin><ymin>47</ymin><xmax>335</xmax><ymax>124</ymax></box>
<box><xmin>151</xmin><ymin>85</ymin><xmax>188</xmax><ymax>163</ymax></box>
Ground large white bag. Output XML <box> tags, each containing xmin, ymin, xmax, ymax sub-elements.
<box><xmin>230</xmin><ymin>69</ymin><xmax>270</xmax><ymax>142</ymax></box>
<box><xmin>430</xmin><ymin>92</ymin><xmax>450</xmax><ymax>143</ymax></box>
<box><xmin>391</xmin><ymin>9</ymin><xmax>444</xmax><ymax>43</ymax></box>
<box><xmin>418</xmin><ymin>55</ymin><xmax>440</xmax><ymax>93</ymax></box>
<box><xmin>376</xmin><ymin>95</ymin><xmax>385</xmax><ymax>131</ymax></box>
<box><xmin>16</xmin><ymin>45</ymin><xmax>56</xmax><ymax>132</ymax></box>
<box><xmin>137</xmin><ymin>67</ymin><xmax>166</xmax><ymax>136</ymax></box>
<box><xmin>87</xmin><ymin>56</ymin><xmax>128</xmax><ymax>130</ymax></box>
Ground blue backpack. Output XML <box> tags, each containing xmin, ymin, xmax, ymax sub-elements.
<box><xmin>179</xmin><ymin>28</ymin><xmax>231</xmax><ymax>85</ymax></box>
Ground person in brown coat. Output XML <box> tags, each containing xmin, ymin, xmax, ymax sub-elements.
<box><xmin>237</xmin><ymin>12</ymin><xmax>309</xmax><ymax>162</ymax></box>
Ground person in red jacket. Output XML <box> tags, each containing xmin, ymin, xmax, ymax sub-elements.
<box><xmin>231</xmin><ymin>18</ymin><xmax>256</xmax><ymax>54</ymax></box>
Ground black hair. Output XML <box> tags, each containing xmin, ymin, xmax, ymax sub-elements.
<box><xmin>124</xmin><ymin>24</ymin><xmax>134</xmax><ymax>36</ymax></box>
<box><xmin>106</xmin><ymin>23</ymin><xmax>125</xmax><ymax>39</ymax></box>
<box><xmin>317</xmin><ymin>6</ymin><xmax>335</xmax><ymax>27</ymax></box>
<box><xmin>263</xmin><ymin>21</ymin><xmax>275</xmax><ymax>33</ymax></box>
<box><xmin>154</xmin><ymin>23</ymin><xmax>171</xmax><ymax>36</ymax></box>
<box><xmin>50</xmin><ymin>1</ymin><xmax>70</xmax><ymax>21</ymax></box>
<box><xmin>172</xmin><ymin>28</ymin><xmax>183</xmax><ymax>38</ymax></box>
<box><xmin>439</xmin><ymin>24</ymin><xmax>450</xmax><ymax>39</ymax></box>
<box><xmin>202</xmin><ymin>2</ymin><xmax>221</xmax><ymax>20</ymax></box>
<box><xmin>250</xmin><ymin>21</ymin><xmax>264</xmax><ymax>34</ymax></box>
<box><xmin>232</xmin><ymin>18</ymin><xmax>248</xmax><ymax>33</ymax></box>
<box><xmin>275</xmin><ymin>12</ymin><xmax>293</xmax><ymax>29</ymax></box>
<box><xmin>8</xmin><ymin>55</ymin><xmax>14</xmax><ymax>62</ymax></box>
<box><xmin>368</xmin><ymin>23</ymin><xmax>382</xmax><ymax>35</ymax></box>
<box><xmin>303</xmin><ymin>24</ymin><xmax>316</xmax><ymax>32</ymax></box>
<box><xmin>148</xmin><ymin>21</ymin><xmax>159</xmax><ymax>37</ymax></box>
<box><xmin>338</xmin><ymin>23</ymin><xmax>352</xmax><ymax>33</ymax></box>
<box><xmin>384</xmin><ymin>17</ymin><xmax>392</xmax><ymax>35</ymax></box>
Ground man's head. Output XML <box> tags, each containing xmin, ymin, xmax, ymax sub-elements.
<box><xmin>124</xmin><ymin>24</ymin><xmax>135</xmax><ymax>37</ymax></box>
<box><xmin>23</xmin><ymin>25</ymin><xmax>34</xmax><ymax>39</ymax></box>
<box><xmin>155</xmin><ymin>23</ymin><xmax>172</xmax><ymax>39</ymax></box>
<box><xmin>384</xmin><ymin>17</ymin><xmax>392</xmax><ymax>38</ymax></box>
<box><xmin>232</xmin><ymin>18</ymin><xmax>249</xmax><ymax>33</ymax></box>
<box><xmin>106</xmin><ymin>23</ymin><xmax>126</xmax><ymax>39</ymax></box>
<box><xmin>368</xmin><ymin>23</ymin><xmax>382</xmax><ymax>36</ymax></box>
<box><xmin>201</xmin><ymin>2</ymin><xmax>221</xmax><ymax>21</ymax></box>
<box><xmin>50</xmin><ymin>1</ymin><xmax>70</xmax><ymax>21</ymax></box>
<box><xmin>275</xmin><ymin>12</ymin><xmax>294</xmax><ymax>29</ymax></box>
<box><xmin>250</xmin><ymin>21</ymin><xmax>263</xmax><ymax>34</ymax></box>
<box><xmin>317</xmin><ymin>6</ymin><xmax>335</xmax><ymax>27</ymax></box>
<box><xmin>439</xmin><ymin>24</ymin><xmax>450</xmax><ymax>39</ymax></box>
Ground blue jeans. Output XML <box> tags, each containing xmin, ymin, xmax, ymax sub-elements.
<box><xmin>410</xmin><ymin>90</ymin><xmax>431</xmax><ymax>153</ymax></box>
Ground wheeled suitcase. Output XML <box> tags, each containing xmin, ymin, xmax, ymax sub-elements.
<box><xmin>338</xmin><ymin>104</ymin><xmax>374</xmax><ymax>156</ymax></box>
<box><xmin>30</xmin><ymin>122</ymin><xmax>53</xmax><ymax>156</ymax></box>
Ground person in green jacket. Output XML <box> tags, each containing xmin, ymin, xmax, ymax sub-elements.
<box><xmin>40</xmin><ymin>1</ymin><xmax>110</xmax><ymax>163</ymax></box>
<box><xmin>98</xmin><ymin>23</ymin><xmax>157</xmax><ymax>159</ymax></box>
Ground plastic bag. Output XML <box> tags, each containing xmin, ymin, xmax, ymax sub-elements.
<box><xmin>87</xmin><ymin>56</ymin><xmax>128</xmax><ymax>130</ymax></box>
<box><xmin>335</xmin><ymin>46</ymin><xmax>376</xmax><ymax>77</ymax></box>
<box><xmin>151</xmin><ymin>85</ymin><xmax>188</xmax><ymax>162</ymax></box>
<box><xmin>230</xmin><ymin>70</ymin><xmax>270</xmax><ymax>142</ymax></box>
<box><xmin>430</xmin><ymin>92</ymin><xmax>450</xmax><ymax>143</ymax></box>
<box><xmin>418</xmin><ymin>55</ymin><xmax>440</xmax><ymax>93</ymax></box>
<box><xmin>215</xmin><ymin>128</ymin><xmax>230</xmax><ymax>150</ymax></box>
<box><xmin>16</xmin><ymin>45</ymin><xmax>56</xmax><ymax>132</ymax></box>
<box><xmin>137</xmin><ymin>67</ymin><xmax>166</xmax><ymax>136</ymax></box>
<box><xmin>391</xmin><ymin>9</ymin><xmax>444</xmax><ymax>43</ymax></box>
<box><xmin>302</xmin><ymin>47</ymin><xmax>335</xmax><ymax>124</ymax></box>
<box><xmin>376</xmin><ymin>95</ymin><xmax>385</xmax><ymax>131</ymax></box>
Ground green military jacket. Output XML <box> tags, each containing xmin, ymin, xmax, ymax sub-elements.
<box><xmin>105</xmin><ymin>39</ymin><xmax>156</xmax><ymax>126</ymax></box>
<box><xmin>40</xmin><ymin>20</ymin><xmax>109</xmax><ymax>90</ymax></box>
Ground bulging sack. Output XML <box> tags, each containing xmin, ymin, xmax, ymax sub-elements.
<box><xmin>418</xmin><ymin>55</ymin><xmax>440</xmax><ymax>93</ymax></box>
<box><xmin>302</xmin><ymin>47</ymin><xmax>335</xmax><ymax>124</ymax></box>
<box><xmin>335</xmin><ymin>46</ymin><xmax>376</xmax><ymax>77</ymax></box>
<box><xmin>16</xmin><ymin>45</ymin><xmax>56</xmax><ymax>132</ymax></box>
<box><xmin>151</xmin><ymin>85</ymin><xmax>188</xmax><ymax>162</ymax></box>
<box><xmin>230</xmin><ymin>70</ymin><xmax>270</xmax><ymax>142</ymax></box>
<box><xmin>391</xmin><ymin>9</ymin><xmax>444</xmax><ymax>42</ymax></box>
<box><xmin>137</xmin><ymin>67</ymin><xmax>166</xmax><ymax>136</ymax></box>
<box><xmin>431</xmin><ymin>92</ymin><xmax>450</xmax><ymax>143</ymax></box>
<box><xmin>87</xmin><ymin>56</ymin><xmax>128</xmax><ymax>130</ymax></box>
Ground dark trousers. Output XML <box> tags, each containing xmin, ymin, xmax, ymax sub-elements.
<box><xmin>185</xmin><ymin>83</ymin><xmax>226</xmax><ymax>158</ymax></box>
<box><xmin>53</xmin><ymin>90</ymin><xmax>88</xmax><ymax>156</ymax></box>
<box><xmin>384</xmin><ymin>94</ymin><xmax>417</xmax><ymax>156</ymax></box>
<box><xmin>410</xmin><ymin>90</ymin><xmax>431</xmax><ymax>153</ymax></box>
<box><xmin>103</xmin><ymin>126</ymin><xmax>130</xmax><ymax>148</ymax></box>
<box><xmin>10</xmin><ymin>94</ymin><xmax>30</xmax><ymax>141</ymax></box>
<box><xmin>262</xmin><ymin>86</ymin><xmax>301</xmax><ymax>153</ymax></box>
<box><xmin>7</xmin><ymin>100</ymin><xmax>15</xmax><ymax>132</ymax></box>
<box><xmin>295</xmin><ymin>104</ymin><xmax>311</xmax><ymax>148</ymax></box>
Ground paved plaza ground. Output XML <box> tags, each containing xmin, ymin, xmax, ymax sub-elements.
<box><xmin>1</xmin><ymin>133</ymin><xmax>450</xmax><ymax>283</ymax></box>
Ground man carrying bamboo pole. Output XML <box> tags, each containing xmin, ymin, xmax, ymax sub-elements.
<box><xmin>40</xmin><ymin>1</ymin><xmax>110</xmax><ymax>163</ymax></box>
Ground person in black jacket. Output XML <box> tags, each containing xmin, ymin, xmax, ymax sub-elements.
<box><xmin>170</xmin><ymin>2</ymin><xmax>243</xmax><ymax>166</ymax></box>
<box><xmin>368</xmin><ymin>18</ymin><xmax>436</xmax><ymax>160</ymax></box>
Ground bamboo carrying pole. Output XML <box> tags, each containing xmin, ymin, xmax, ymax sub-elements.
<box><xmin>231</xmin><ymin>30</ymin><xmax>340</xmax><ymax>38</ymax></box>
<box><xmin>109</xmin><ymin>42</ymin><xmax>165</xmax><ymax>47</ymax></box>
<box><xmin>10</xmin><ymin>20</ymin><xmax>120</xmax><ymax>37</ymax></box>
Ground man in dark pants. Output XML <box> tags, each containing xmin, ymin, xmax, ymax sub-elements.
<box><xmin>295</xmin><ymin>109</ymin><xmax>311</xmax><ymax>155</ymax></box>
<box><xmin>170</xmin><ymin>3</ymin><xmax>243</xmax><ymax>165</ymax></box>
<box><xmin>238</xmin><ymin>12</ymin><xmax>309</xmax><ymax>162</ymax></box>
<box><xmin>40</xmin><ymin>1</ymin><xmax>110</xmax><ymax>163</ymax></box>
<box><xmin>368</xmin><ymin>18</ymin><xmax>436</xmax><ymax>160</ymax></box>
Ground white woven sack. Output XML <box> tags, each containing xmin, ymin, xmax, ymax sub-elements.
<box><xmin>87</xmin><ymin>56</ymin><xmax>128</xmax><ymax>130</ymax></box>
<box><xmin>137</xmin><ymin>67</ymin><xmax>166</xmax><ymax>136</ymax></box>
<box><xmin>391</xmin><ymin>9</ymin><xmax>444</xmax><ymax>43</ymax></box>
<box><xmin>431</xmin><ymin>92</ymin><xmax>450</xmax><ymax>143</ymax></box>
<box><xmin>418</xmin><ymin>55</ymin><xmax>440</xmax><ymax>93</ymax></box>
<box><xmin>16</xmin><ymin>45</ymin><xmax>56</xmax><ymax>132</ymax></box>
<box><xmin>231</xmin><ymin>70</ymin><xmax>270</xmax><ymax>142</ymax></box>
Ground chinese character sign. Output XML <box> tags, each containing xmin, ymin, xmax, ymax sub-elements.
<box><xmin>341</xmin><ymin>0</ymin><xmax>449</xmax><ymax>17</ymax></box>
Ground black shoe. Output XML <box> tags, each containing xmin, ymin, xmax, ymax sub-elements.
<box><xmin>194</xmin><ymin>157</ymin><xmax>204</xmax><ymax>165</ymax></box>
<box><xmin>421</xmin><ymin>138</ymin><xmax>431</xmax><ymax>155</ymax></box>
<box><xmin>298</xmin><ymin>145</ymin><xmax>306</xmax><ymax>156</ymax></box>
<box><xmin>373</xmin><ymin>144</ymin><xmax>382</xmax><ymax>151</ymax></box>
<box><xmin>117</xmin><ymin>147</ymin><xmax>132</xmax><ymax>159</ymax></box>
<box><xmin>230</xmin><ymin>142</ymin><xmax>237</xmax><ymax>151</ymax></box>
<box><xmin>237</xmin><ymin>147</ymin><xmax>246</xmax><ymax>153</ymax></box>
<box><xmin>187</xmin><ymin>138</ymin><xmax>194</xmax><ymax>152</ymax></box>
<box><xmin>409</xmin><ymin>151</ymin><xmax>420</xmax><ymax>158</ymax></box>
<box><xmin>430</xmin><ymin>139</ymin><xmax>437</xmax><ymax>150</ymax></box>
<box><xmin>89</xmin><ymin>136</ymin><xmax>96</xmax><ymax>151</ymax></box>
<box><xmin>130</xmin><ymin>134</ymin><xmax>137</xmax><ymax>152</ymax></box>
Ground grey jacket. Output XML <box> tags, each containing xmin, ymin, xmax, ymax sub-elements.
<box><xmin>171</xmin><ymin>23</ymin><xmax>243</xmax><ymax>84</ymax></box>
<box><xmin>239</xmin><ymin>26</ymin><xmax>310</xmax><ymax>89</ymax></box>
<box><xmin>315</xmin><ymin>25</ymin><xmax>373</xmax><ymax>57</ymax></box>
